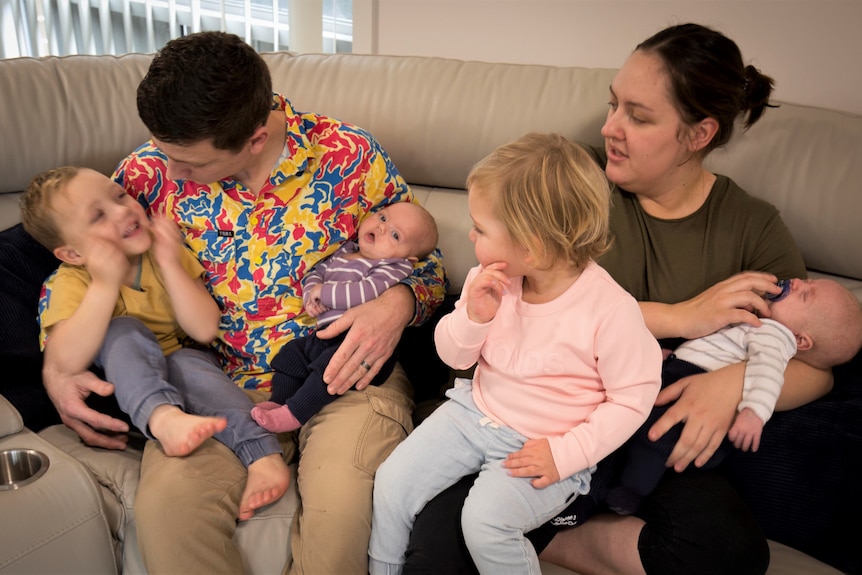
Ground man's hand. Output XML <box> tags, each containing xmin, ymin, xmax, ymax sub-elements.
<box><xmin>503</xmin><ymin>438</ymin><xmax>560</xmax><ymax>488</ymax></box>
<box><xmin>316</xmin><ymin>284</ymin><xmax>414</xmax><ymax>394</ymax></box>
<box><xmin>43</xmin><ymin>361</ymin><xmax>129</xmax><ymax>450</ymax></box>
<box><xmin>648</xmin><ymin>362</ymin><xmax>745</xmax><ymax>471</ymax></box>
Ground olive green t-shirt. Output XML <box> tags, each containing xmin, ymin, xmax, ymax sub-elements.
<box><xmin>581</xmin><ymin>144</ymin><xmax>807</xmax><ymax>305</ymax></box>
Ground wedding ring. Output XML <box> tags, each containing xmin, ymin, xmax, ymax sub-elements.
<box><xmin>359</xmin><ymin>360</ymin><xmax>372</xmax><ymax>371</ymax></box>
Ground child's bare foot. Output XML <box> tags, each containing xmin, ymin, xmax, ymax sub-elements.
<box><xmin>148</xmin><ymin>405</ymin><xmax>227</xmax><ymax>457</ymax></box>
<box><xmin>238</xmin><ymin>453</ymin><xmax>291</xmax><ymax>521</ymax></box>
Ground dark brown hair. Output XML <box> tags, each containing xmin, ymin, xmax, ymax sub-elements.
<box><xmin>137</xmin><ymin>31</ymin><xmax>272</xmax><ymax>151</ymax></box>
<box><xmin>637</xmin><ymin>23</ymin><xmax>775</xmax><ymax>155</ymax></box>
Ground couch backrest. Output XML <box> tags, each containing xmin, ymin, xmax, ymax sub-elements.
<box><xmin>1</xmin><ymin>52</ymin><xmax>860</xmax><ymax>294</ymax></box>
<box><xmin>0</xmin><ymin>54</ymin><xmax>153</xmax><ymax>190</ymax></box>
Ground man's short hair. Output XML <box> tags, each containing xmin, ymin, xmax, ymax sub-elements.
<box><xmin>137</xmin><ymin>31</ymin><xmax>273</xmax><ymax>151</ymax></box>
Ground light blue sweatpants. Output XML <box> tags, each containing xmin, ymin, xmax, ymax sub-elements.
<box><xmin>369</xmin><ymin>379</ymin><xmax>592</xmax><ymax>575</ymax></box>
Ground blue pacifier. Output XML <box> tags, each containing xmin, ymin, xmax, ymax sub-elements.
<box><xmin>765</xmin><ymin>279</ymin><xmax>791</xmax><ymax>302</ymax></box>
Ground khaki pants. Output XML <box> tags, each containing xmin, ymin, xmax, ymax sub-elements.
<box><xmin>135</xmin><ymin>364</ymin><xmax>415</xmax><ymax>575</ymax></box>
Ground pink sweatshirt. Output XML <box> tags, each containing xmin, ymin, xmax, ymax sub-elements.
<box><xmin>434</xmin><ymin>261</ymin><xmax>662</xmax><ymax>480</ymax></box>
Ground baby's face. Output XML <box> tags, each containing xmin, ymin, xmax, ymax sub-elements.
<box><xmin>53</xmin><ymin>168</ymin><xmax>151</xmax><ymax>258</ymax></box>
<box><xmin>768</xmin><ymin>278</ymin><xmax>843</xmax><ymax>331</ymax></box>
<box><xmin>357</xmin><ymin>203</ymin><xmax>426</xmax><ymax>260</ymax></box>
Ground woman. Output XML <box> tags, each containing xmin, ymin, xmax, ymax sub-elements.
<box><xmin>402</xmin><ymin>23</ymin><xmax>832</xmax><ymax>575</ymax></box>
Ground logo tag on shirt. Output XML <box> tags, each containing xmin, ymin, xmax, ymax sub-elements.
<box><xmin>218</xmin><ymin>230</ymin><xmax>234</xmax><ymax>237</ymax></box>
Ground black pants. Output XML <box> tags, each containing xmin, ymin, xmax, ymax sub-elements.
<box><xmin>270</xmin><ymin>332</ymin><xmax>397</xmax><ymax>424</ymax></box>
<box><xmin>403</xmin><ymin>356</ymin><xmax>770</xmax><ymax>575</ymax></box>
<box><xmin>613</xmin><ymin>356</ymin><xmax>733</xmax><ymax>502</ymax></box>
<box><xmin>405</xmin><ymin>471</ymin><xmax>768</xmax><ymax>575</ymax></box>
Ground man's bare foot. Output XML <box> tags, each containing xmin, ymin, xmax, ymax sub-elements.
<box><xmin>148</xmin><ymin>405</ymin><xmax>227</xmax><ymax>457</ymax></box>
<box><xmin>238</xmin><ymin>453</ymin><xmax>291</xmax><ymax>521</ymax></box>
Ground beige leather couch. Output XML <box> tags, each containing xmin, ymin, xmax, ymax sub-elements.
<box><xmin>1</xmin><ymin>51</ymin><xmax>859</xmax><ymax>575</ymax></box>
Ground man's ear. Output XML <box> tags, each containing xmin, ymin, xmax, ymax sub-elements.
<box><xmin>53</xmin><ymin>245</ymin><xmax>83</xmax><ymax>265</ymax></box>
<box><xmin>248</xmin><ymin>124</ymin><xmax>269</xmax><ymax>154</ymax></box>
<box><xmin>689</xmin><ymin>117</ymin><xmax>719</xmax><ymax>153</ymax></box>
<box><xmin>796</xmin><ymin>332</ymin><xmax>814</xmax><ymax>352</ymax></box>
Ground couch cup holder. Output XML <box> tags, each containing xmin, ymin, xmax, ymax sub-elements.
<box><xmin>0</xmin><ymin>448</ymin><xmax>50</xmax><ymax>490</ymax></box>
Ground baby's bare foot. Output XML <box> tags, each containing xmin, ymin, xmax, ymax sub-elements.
<box><xmin>149</xmin><ymin>405</ymin><xmax>227</xmax><ymax>457</ymax></box>
<box><xmin>238</xmin><ymin>453</ymin><xmax>291</xmax><ymax>521</ymax></box>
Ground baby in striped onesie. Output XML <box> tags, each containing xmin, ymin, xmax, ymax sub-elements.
<box><xmin>607</xmin><ymin>277</ymin><xmax>862</xmax><ymax>515</ymax></box>
<box><xmin>252</xmin><ymin>201</ymin><xmax>438</xmax><ymax>432</ymax></box>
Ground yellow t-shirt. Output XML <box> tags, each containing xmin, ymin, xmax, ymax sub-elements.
<box><xmin>40</xmin><ymin>248</ymin><xmax>207</xmax><ymax>355</ymax></box>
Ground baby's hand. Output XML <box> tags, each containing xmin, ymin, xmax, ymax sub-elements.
<box><xmin>502</xmin><ymin>438</ymin><xmax>560</xmax><ymax>489</ymax></box>
<box><xmin>727</xmin><ymin>407</ymin><xmax>765</xmax><ymax>452</ymax></box>
<box><xmin>149</xmin><ymin>216</ymin><xmax>183</xmax><ymax>268</ymax></box>
<box><xmin>466</xmin><ymin>262</ymin><xmax>510</xmax><ymax>324</ymax></box>
<box><xmin>303</xmin><ymin>284</ymin><xmax>327</xmax><ymax>317</ymax></box>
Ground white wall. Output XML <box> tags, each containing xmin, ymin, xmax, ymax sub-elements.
<box><xmin>353</xmin><ymin>0</ymin><xmax>862</xmax><ymax>116</ymax></box>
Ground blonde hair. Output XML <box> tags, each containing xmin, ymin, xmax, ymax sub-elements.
<box><xmin>466</xmin><ymin>132</ymin><xmax>610</xmax><ymax>270</ymax></box>
<box><xmin>20</xmin><ymin>166</ymin><xmax>80</xmax><ymax>251</ymax></box>
<box><xmin>802</xmin><ymin>283</ymin><xmax>862</xmax><ymax>369</ymax></box>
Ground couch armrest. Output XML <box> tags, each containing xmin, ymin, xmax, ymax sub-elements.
<box><xmin>38</xmin><ymin>425</ymin><xmax>146</xmax><ymax>574</ymax></box>
<box><xmin>0</xmin><ymin>395</ymin><xmax>23</xmax><ymax>438</ymax></box>
<box><xmin>0</xmin><ymin>422</ymin><xmax>117</xmax><ymax>573</ymax></box>
<box><xmin>38</xmin><ymin>424</ymin><xmax>300</xmax><ymax>575</ymax></box>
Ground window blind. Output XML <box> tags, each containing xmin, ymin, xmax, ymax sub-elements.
<box><xmin>0</xmin><ymin>0</ymin><xmax>352</xmax><ymax>59</ymax></box>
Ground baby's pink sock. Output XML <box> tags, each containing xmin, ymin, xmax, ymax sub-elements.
<box><xmin>251</xmin><ymin>402</ymin><xmax>302</xmax><ymax>432</ymax></box>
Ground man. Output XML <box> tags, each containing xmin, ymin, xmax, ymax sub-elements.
<box><xmin>41</xmin><ymin>31</ymin><xmax>445</xmax><ymax>574</ymax></box>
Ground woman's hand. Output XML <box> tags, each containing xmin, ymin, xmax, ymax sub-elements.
<box><xmin>648</xmin><ymin>362</ymin><xmax>745</xmax><ymax>471</ymax></box>
<box><xmin>644</xmin><ymin>271</ymin><xmax>782</xmax><ymax>340</ymax></box>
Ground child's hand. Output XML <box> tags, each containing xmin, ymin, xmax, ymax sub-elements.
<box><xmin>727</xmin><ymin>407</ymin><xmax>764</xmax><ymax>452</ymax></box>
<box><xmin>149</xmin><ymin>216</ymin><xmax>183</xmax><ymax>268</ymax></box>
<box><xmin>502</xmin><ymin>438</ymin><xmax>560</xmax><ymax>489</ymax></box>
<box><xmin>303</xmin><ymin>284</ymin><xmax>327</xmax><ymax>317</ymax></box>
<box><xmin>466</xmin><ymin>262</ymin><xmax>510</xmax><ymax>324</ymax></box>
<box><xmin>83</xmin><ymin>236</ymin><xmax>128</xmax><ymax>287</ymax></box>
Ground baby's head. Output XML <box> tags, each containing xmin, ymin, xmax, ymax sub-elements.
<box><xmin>466</xmin><ymin>132</ymin><xmax>610</xmax><ymax>271</ymax></box>
<box><xmin>356</xmin><ymin>201</ymin><xmax>438</xmax><ymax>262</ymax></box>
<box><xmin>769</xmin><ymin>278</ymin><xmax>862</xmax><ymax>369</ymax></box>
<box><xmin>20</xmin><ymin>166</ymin><xmax>151</xmax><ymax>265</ymax></box>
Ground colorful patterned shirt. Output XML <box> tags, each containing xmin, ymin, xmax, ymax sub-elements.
<box><xmin>106</xmin><ymin>94</ymin><xmax>445</xmax><ymax>390</ymax></box>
